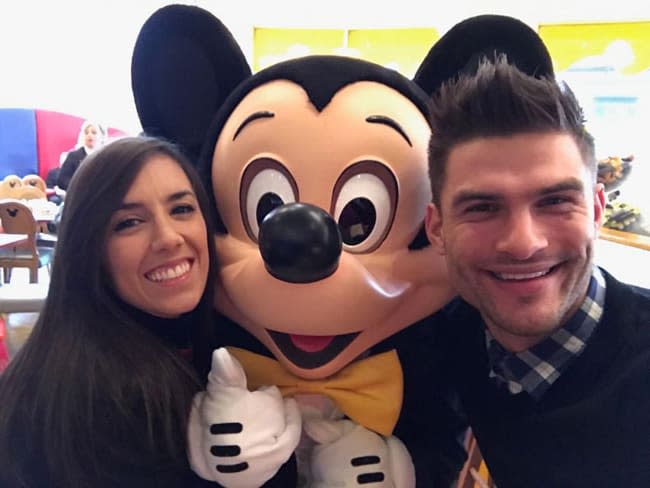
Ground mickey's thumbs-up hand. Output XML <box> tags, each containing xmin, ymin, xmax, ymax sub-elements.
<box><xmin>188</xmin><ymin>348</ymin><xmax>302</xmax><ymax>487</ymax></box>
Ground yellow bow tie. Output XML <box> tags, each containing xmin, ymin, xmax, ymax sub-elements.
<box><xmin>227</xmin><ymin>346</ymin><xmax>403</xmax><ymax>436</ymax></box>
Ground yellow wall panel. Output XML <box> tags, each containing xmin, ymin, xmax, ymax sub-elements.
<box><xmin>253</xmin><ymin>28</ymin><xmax>346</xmax><ymax>72</ymax></box>
<box><xmin>348</xmin><ymin>28</ymin><xmax>439</xmax><ymax>77</ymax></box>
<box><xmin>540</xmin><ymin>22</ymin><xmax>650</xmax><ymax>74</ymax></box>
<box><xmin>253</xmin><ymin>27</ymin><xmax>439</xmax><ymax>77</ymax></box>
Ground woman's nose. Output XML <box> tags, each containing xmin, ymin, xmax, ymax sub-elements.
<box><xmin>151</xmin><ymin>218</ymin><xmax>184</xmax><ymax>251</ymax></box>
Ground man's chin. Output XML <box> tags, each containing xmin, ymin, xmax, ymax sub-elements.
<box><xmin>483</xmin><ymin>307</ymin><xmax>563</xmax><ymax>346</ymax></box>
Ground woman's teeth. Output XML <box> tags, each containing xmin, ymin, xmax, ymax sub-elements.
<box><xmin>146</xmin><ymin>261</ymin><xmax>190</xmax><ymax>282</ymax></box>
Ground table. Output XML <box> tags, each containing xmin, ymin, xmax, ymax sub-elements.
<box><xmin>0</xmin><ymin>282</ymin><xmax>48</xmax><ymax>312</ymax></box>
<box><xmin>25</xmin><ymin>202</ymin><xmax>57</xmax><ymax>233</ymax></box>
<box><xmin>0</xmin><ymin>234</ymin><xmax>28</xmax><ymax>249</ymax></box>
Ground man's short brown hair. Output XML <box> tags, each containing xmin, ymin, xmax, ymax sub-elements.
<box><xmin>427</xmin><ymin>56</ymin><xmax>595</xmax><ymax>207</ymax></box>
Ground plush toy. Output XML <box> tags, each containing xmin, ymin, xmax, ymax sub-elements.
<box><xmin>598</xmin><ymin>154</ymin><xmax>633</xmax><ymax>191</ymax></box>
<box><xmin>598</xmin><ymin>155</ymin><xmax>649</xmax><ymax>236</ymax></box>
<box><xmin>132</xmin><ymin>7</ymin><xmax>554</xmax><ymax>487</ymax></box>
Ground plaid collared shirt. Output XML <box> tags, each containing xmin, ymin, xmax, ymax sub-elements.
<box><xmin>486</xmin><ymin>266</ymin><xmax>606</xmax><ymax>400</ymax></box>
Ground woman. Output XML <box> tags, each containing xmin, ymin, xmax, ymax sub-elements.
<box><xmin>55</xmin><ymin>120</ymin><xmax>106</xmax><ymax>191</ymax></box>
<box><xmin>0</xmin><ymin>137</ymin><xmax>219</xmax><ymax>487</ymax></box>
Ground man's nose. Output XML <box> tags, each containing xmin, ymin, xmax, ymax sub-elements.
<box><xmin>495</xmin><ymin>210</ymin><xmax>548</xmax><ymax>260</ymax></box>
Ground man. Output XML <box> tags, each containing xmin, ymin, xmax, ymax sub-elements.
<box><xmin>424</xmin><ymin>57</ymin><xmax>650</xmax><ymax>487</ymax></box>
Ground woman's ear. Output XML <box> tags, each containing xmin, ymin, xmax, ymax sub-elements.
<box><xmin>131</xmin><ymin>4</ymin><xmax>251</xmax><ymax>163</ymax></box>
<box><xmin>424</xmin><ymin>202</ymin><xmax>446</xmax><ymax>255</ymax></box>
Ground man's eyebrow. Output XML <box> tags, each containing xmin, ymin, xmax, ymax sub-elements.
<box><xmin>538</xmin><ymin>178</ymin><xmax>584</xmax><ymax>195</ymax></box>
<box><xmin>365</xmin><ymin>115</ymin><xmax>412</xmax><ymax>147</ymax></box>
<box><xmin>451</xmin><ymin>190</ymin><xmax>498</xmax><ymax>208</ymax></box>
<box><xmin>450</xmin><ymin>178</ymin><xmax>586</xmax><ymax>208</ymax></box>
<box><xmin>117</xmin><ymin>190</ymin><xmax>196</xmax><ymax>211</ymax></box>
<box><xmin>233</xmin><ymin>111</ymin><xmax>275</xmax><ymax>140</ymax></box>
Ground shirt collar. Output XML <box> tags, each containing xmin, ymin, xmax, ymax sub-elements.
<box><xmin>486</xmin><ymin>266</ymin><xmax>606</xmax><ymax>400</ymax></box>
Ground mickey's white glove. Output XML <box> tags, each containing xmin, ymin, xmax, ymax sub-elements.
<box><xmin>305</xmin><ymin>418</ymin><xmax>415</xmax><ymax>488</ymax></box>
<box><xmin>188</xmin><ymin>348</ymin><xmax>302</xmax><ymax>487</ymax></box>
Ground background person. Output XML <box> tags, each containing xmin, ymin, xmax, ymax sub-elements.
<box><xmin>0</xmin><ymin>137</ymin><xmax>219</xmax><ymax>487</ymax></box>
<box><xmin>424</xmin><ymin>57</ymin><xmax>650</xmax><ymax>487</ymax></box>
<box><xmin>56</xmin><ymin>119</ymin><xmax>106</xmax><ymax>190</ymax></box>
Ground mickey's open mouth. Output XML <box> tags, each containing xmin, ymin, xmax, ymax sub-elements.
<box><xmin>268</xmin><ymin>331</ymin><xmax>359</xmax><ymax>369</ymax></box>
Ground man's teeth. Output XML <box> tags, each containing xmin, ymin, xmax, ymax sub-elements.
<box><xmin>495</xmin><ymin>269</ymin><xmax>550</xmax><ymax>281</ymax></box>
<box><xmin>146</xmin><ymin>261</ymin><xmax>190</xmax><ymax>282</ymax></box>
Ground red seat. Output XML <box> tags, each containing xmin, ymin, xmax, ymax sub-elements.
<box><xmin>0</xmin><ymin>315</ymin><xmax>9</xmax><ymax>372</ymax></box>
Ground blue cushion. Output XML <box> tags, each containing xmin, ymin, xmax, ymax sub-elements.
<box><xmin>0</xmin><ymin>109</ymin><xmax>38</xmax><ymax>178</ymax></box>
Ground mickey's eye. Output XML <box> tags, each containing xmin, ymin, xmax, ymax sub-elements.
<box><xmin>332</xmin><ymin>161</ymin><xmax>397</xmax><ymax>253</ymax></box>
<box><xmin>240</xmin><ymin>159</ymin><xmax>298</xmax><ymax>241</ymax></box>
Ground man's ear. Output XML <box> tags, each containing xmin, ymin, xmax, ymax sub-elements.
<box><xmin>593</xmin><ymin>182</ymin><xmax>606</xmax><ymax>230</ymax></box>
<box><xmin>425</xmin><ymin>202</ymin><xmax>446</xmax><ymax>255</ymax></box>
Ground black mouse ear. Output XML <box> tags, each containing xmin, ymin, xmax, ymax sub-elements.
<box><xmin>131</xmin><ymin>5</ymin><xmax>251</xmax><ymax>163</ymax></box>
<box><xmin>414</xmin><ymin>15</ymin><xmax>554</xmax><ymax>96</ymax></box>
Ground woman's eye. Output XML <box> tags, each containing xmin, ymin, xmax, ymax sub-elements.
<box><xmin>113</xmin><ymin>218</ymin><xmax>142</xmax><ymax>232</ymax></box>
<box><xmin>172</xmin><ymin>204</ymin><xmax>195</xmax><ymax>215</ymax></box>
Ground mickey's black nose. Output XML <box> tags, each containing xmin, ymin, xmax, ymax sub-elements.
<box><xmin>258</xmin><ymin>202</ymin><xmax>342</xmax><ymax>284</ymax></box>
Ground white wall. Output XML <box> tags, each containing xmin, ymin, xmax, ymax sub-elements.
<box><xmin>0</xmin><ymin>1</ymin><xmax>647</xmax><ymax>282</ymax></box>
<box><xmin>0</xmin><ymin>0</ymin><xmax>175</xmax><ymax>134</ymax></box>
<box><xmin>595</xmin><ymin>238</ymin><xmax>650</xmax><ymax>288</ymax></box>
<box><xmin>0</xmin><ymin>1</ymin><xmax>648</xmax><ymax>134</ymax></box>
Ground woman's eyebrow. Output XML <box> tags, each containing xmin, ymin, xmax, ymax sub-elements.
<box><xmin>116</xmin><ymin>190</ymin><xmax>196</xmax><ymax>211</ymax></box>
<box><xmin>167</xmin><ymin>190</ymin><xmax>196</xmax><ymax>202</ymax></box>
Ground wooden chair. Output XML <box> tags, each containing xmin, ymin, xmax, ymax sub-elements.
<box><xmin>0</xmin><ymin>200</ymin><xmax>54</xmax><ymax>283</ymax></box>
<box><xmin>21</xmin><ymin>174</ymin><xmax>46</xmax><ymax>193</ymax></box>
<box><xmin>19</xmin><ymin>174</ymin><xmax>47</xmax><ymax>200</ymax></box>
<box><xmin>457</xmin><ymin>429</ymin><xmax>496</xmax><ymax>488</ymax></box>
<box><xmin>0</xmin><ymin>175</ymin><xmax>23</xmax><ymax>199</ymax></box>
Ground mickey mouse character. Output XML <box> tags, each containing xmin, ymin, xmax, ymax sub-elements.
<box><xmin>132</xmin><ymin>7</ymin><xmax>553</xmax><ymax>487</ymax></box>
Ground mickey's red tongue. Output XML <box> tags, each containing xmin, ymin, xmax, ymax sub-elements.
<box><xmin>289</xmin><ymin>334</ymin><xmax>334</xmax><ymax>352</ymax></box>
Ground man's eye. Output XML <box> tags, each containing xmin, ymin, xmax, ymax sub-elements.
<box><xmin>172</xmin><ymin>204</ymin><xmax>196</xmax><ymax>215</ymax></box>
<box><xmin>465</xmin><ymin>203</ymin><xmax>497</xmax><ymax>213</ymax></box>
<box><xmin>113</xmin><ymin>218</ymin><xmax>142</xmax><ymax>232</ymax></box>
<box><xmin>539</xmin><ymin>196</ymin><xmax>570</xmax><ymax>207</ymax></box>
